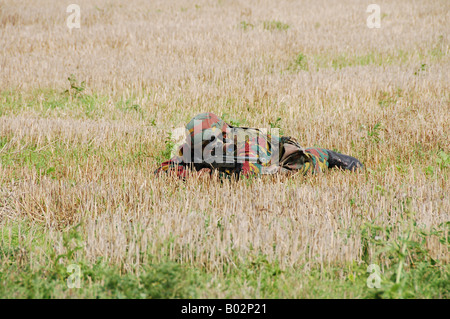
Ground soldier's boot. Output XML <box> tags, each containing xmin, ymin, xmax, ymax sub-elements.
<box><xmin>326</xmin><ymin>150</ymin><xmax>364</xmax><ymax>171</ymax></box>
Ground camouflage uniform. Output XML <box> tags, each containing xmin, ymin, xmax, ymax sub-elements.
<box><xmin>155</xmin><ymin>112</ymin><xmax>363</xmax><ymax>178</ymax></box>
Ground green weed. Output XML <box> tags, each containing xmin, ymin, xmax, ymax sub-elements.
<box><xmin>263</xmin><ymin>20</ymin><xmax>289</xmax><ymax>31</ymax></box>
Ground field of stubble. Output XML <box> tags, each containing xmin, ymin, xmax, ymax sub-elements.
<box><xmin>0</xmin><ymin>0</ymin><xmax>449</xmax><ymax>298</ymax></box>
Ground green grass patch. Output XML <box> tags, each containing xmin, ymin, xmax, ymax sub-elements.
<box><xmin>0</xmin><ymin>134</ymin><xmax>153</xmax><ymax>180</ymax></box>
<box><xmin>0</xmin><ymin>216</ymin><xmax>448</xmax><ymax>298</ymax></box>
<box><xmin>287</xmin><ymin>53</ymin><xmax>309</xmax><ymax>72</ymax></box>
<box><xmin>263</xmin><ymin>20</ymin><xmax>289</xmax><ymax>31</ymax></box>
<box><xmin>240</xmin><ymin>21</ymin><xmax>254</xmax><ymax>31</ymax></box>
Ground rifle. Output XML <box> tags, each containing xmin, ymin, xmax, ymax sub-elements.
<box><xmin>191</xmin><ymin>155</ymin><xmax>264</xmax><ymax>177</ymax></box>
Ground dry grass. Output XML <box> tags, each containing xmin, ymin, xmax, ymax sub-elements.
<box><xmin>0</xmin><ymin>0</ymin><xmax>449</xmax><ymax>292</ymax></box>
